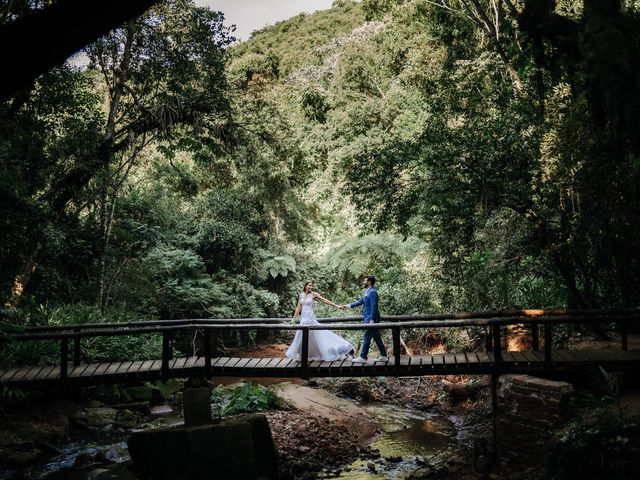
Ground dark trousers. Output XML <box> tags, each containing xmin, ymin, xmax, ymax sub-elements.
<box><xmin>360</xmin><ymin>325</ymin><xmax>387</xmax><ymax>359</ymax></box>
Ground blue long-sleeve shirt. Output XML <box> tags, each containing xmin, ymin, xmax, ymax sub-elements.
<box><xmin>349</xmin><ymin>287</ymin><xmax>380</xmax><ymax>323</ymax></box>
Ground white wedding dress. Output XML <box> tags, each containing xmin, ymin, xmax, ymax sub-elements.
<box><xmin>285</xmin><ymin>293</ymin><xmax>354</xmax><ymax>361</ymax></box>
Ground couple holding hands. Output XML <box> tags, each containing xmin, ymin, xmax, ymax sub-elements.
<box><xmin>285</xmin><ymin>275</ymin><xmax>388</xmax><ymax>363</ymax></box>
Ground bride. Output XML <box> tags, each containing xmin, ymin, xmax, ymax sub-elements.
<box><xmin>285</xmin><ymin>281</ymin><xmax>354</xmax><ymax>361</ymax></box>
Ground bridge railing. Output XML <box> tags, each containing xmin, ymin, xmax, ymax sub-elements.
<box><xmin>3</xmin><ymin>309</ymin><xmax>639</xmax><ymax>382</ymax></box>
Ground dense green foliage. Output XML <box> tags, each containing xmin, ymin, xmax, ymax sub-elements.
<box><xmin>211</xmin><ymin>382</ymin><xmax>283</xmax><ymax>417</ymax></box>
<box><xmin>545</xmin><ymin>368</ymin><xmax>640</xmax><ymax>479</ymax></box>
<box><xmin>545</xmin><ymin>409</ymin><xmax>640</xmax><ymax>479</ymax></box>
<box><xmin>2</xmin><ymin>0</ymin><xmax>640</xmax><ymax>366</ymax></box>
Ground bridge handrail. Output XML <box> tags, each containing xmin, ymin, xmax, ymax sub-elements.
<box><xmin>14</xmin><ymin>308</ymin><xmax>640</xmax><ymax>333</ymax></box>
<box><xmin>3</xmin><ymin>309</ymin><xmax>639</xmax><ymax>384</ymax></box>
<box><xmin>8</xmin><ymin>313</ymin><xmax>640</xmax><ymax>340</ymax></box>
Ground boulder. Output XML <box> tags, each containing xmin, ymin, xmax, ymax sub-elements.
<box><xmin>120</xmin><ymin>385</ymin><xmax>164</xmax><ymax>404</ymax></box>
<box><xmin>128</xmin><ymin>414</ymin><xmax>278</xmax><ymax>480</ymax></box>
<box><xmin>73</xmin><ymin>407</ymin><xmax>118</xmax><ymax>431</ymax></box>
<box><xmin>441</xmin><ymin>379</ymin><xmax>480</xmax><ymax>403</ymax></box>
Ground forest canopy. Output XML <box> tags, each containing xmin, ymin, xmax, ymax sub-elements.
<box><xmin>2</xmin><ymin>0</ymin><xmax>640</xmax><ymax>340</ymax></box>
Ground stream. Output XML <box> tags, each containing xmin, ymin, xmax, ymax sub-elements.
<box><xmin>2</xmin><ymin>387</ymin><xmax>465</xmax><ymax>480</ymax></box>
<box><xmin>318</xmin><ymin>401</ymin><xmax>464</xmax><ymax>480</ymax></box>
<box><xmin>0</xmin><ymin>409</ymin><xmax>183</xmax><ymax>480</ymax></box>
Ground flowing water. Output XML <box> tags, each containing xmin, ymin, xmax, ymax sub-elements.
<box><xmin>0</xmin><ymin>409</ymin><xmax>183</xmax><ymax>480</ymax></box>
<box><xmin>318</xmin><ymin>402</ymin><xmax>463</xmax><ymax>480</ymax></box>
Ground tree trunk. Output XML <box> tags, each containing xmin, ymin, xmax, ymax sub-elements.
<box><xmin>4</xmin><ymin>20</ymin><xmax>137</xmax><ymax>307</ymax></box>
<box><xmin>462</xmin><ymin>0</ymin><xmax>526</xmax><ymax>94</ymax></box>
<box><xmin>550</xmin><ymin>250</ymin><xmax>585</xmax><ymax>309</ymax></box>
<box><xmin>4</xmin><ymin>242</ymin><xmax>41</xmax><ymax>308</ymax></box>
<box><xmin>95</xmin><ymin>192</ymin><xmax>117</xmax><ymax>309</ymax></box>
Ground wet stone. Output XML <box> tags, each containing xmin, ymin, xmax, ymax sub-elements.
<box><xmin>74</xmin><ymin>407</ymin><xmax>119</xmax><ymax>430</ymax></box>
<box><xmin>150</xmin><ymin>404</ymin><xmax>173</xmax><ymax>415</ymax></box>
<box><xmin>87</xmin><ymin>467</ymin><xmax>111</xmax><ymax>480</ymax></box>
<box><xmin>74</xmin><ymin>452</ymin><xmax>94</xmax><ymax>468</ymax></box>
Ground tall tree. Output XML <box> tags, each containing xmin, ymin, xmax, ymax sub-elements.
<box><xmin>2</xmin><ymin>0</ymin><xmax>235</xmax><ymax>308</ymax></box>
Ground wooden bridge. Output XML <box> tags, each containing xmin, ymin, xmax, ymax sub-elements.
<box><xmin>1</xmin><ymin>309</ymin><xmax>639</xmax><ymax>389</ymax></box>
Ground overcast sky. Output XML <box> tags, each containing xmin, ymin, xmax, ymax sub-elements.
<box><xmin>194</xmin><ymin>0</ymin><xmax>334</xmax><ymax>41</ymax></box>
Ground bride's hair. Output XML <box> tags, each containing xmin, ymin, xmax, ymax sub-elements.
<box><xmin>302</xmin><ymin>281</ymin><xmax>312</xmax><ymax>292</ymax></box>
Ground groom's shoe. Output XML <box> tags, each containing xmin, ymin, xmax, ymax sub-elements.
<box><xmin>352</xmin><ymin>356</ymin><xmax>367</xmax><ymax>363</ymax></box>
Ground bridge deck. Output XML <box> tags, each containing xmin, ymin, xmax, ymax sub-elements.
<box><xmin>3</xmin><ymin>349</ymin><xmax>640</xmax><ymax>388</ymax></box>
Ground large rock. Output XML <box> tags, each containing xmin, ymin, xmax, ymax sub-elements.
<box><xmin>120</xmin><ymin>385</ymin><xmax>164</xmax><ymax>404</ymax></box>
<box><xmin>73</xmin><ymin>407</ymin><xmax>118</xmax><ymax>431</ymax></box>
<box><xmin>128</xmin><ymin>414</ymin><xmax>278</xmax><ymax>480</ymax></box>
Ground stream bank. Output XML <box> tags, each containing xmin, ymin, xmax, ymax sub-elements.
<box><xmin>1</xmin><ymin>375</ymin><xmax>485</xmax><ymax>480</ymax></box>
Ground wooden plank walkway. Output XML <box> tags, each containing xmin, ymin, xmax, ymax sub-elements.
<box><xmin>3</xmin><ymin>349</ymin><xmax>640</xmax><ymax>388</ymax></box>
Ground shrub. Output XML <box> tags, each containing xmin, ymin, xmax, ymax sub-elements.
<box><xmin>211</xmin><ymin>383</ymin><xmax>283</xmax><ymax>418</ymax></box>
<box><xmin>545</xmin><ymin>409</ymin><xmax>640</xmax><ymax>480</ymax></box>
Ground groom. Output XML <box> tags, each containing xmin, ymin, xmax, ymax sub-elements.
<box><xmin>342</xmin><ymin>275</ymin><xmax>388</xmax><ymax>363</ymax></box>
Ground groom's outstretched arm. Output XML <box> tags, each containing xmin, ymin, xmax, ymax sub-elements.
<box><xmin>348</xmin><ymin>297</ymin><xmax>364</xmax><ymax>308</ymax></box>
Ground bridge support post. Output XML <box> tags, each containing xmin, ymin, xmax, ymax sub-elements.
<box><xmin>204</xmin><ymin>330</ymin><xmax>211</xmax><ymax>377</ymax></box>
<box><xmin>492</xmin><ymin>325</ymin><xmax>502</xmax><ymax>363</ymax></box>
<box><xmin>60</xmin><ymin>337</ymin><xmax>69</xmax><ymax>383</ymax></box>
<box><xmin>621</xmin><ymin>321</ymin><xmax>628</xmax><ymax>351</ymax></box>
<box><xmin>183</xmin><ymin>382</ymin><xmax>212</xmax><ymax>426</ymax></box>
<box><xmin>211</xmin><ymin>329</ymin><xmax>219</xmax><ymax>356</ymax></box>
<box><xmin>485</xmin><ymin>326</ymin><xmax>493</xmax><ymax>351</ymax></box>
<box><xmin>392</xmin><ymin>327</ymin><xmax>401</xmax><ymax>373</ymax></box>
<box><xmin>531</xmin><ymin>322</ymin><xmax>540</xmax><ymax>351</ymax></box>
<box><xmin>491</xmin><ymin>371</ymin><xmax>499</xmax><ymax>464</ymax></box>
<box><xmin>544</xmin><ymin>323</ymin><xmax>552</xmax><ymax>367</ymax></box>
<box><xmin>73</xmin><ymin>327</ymin><xmax>81</xmax><ymax>366</ymax></box>
<box><xmin>301</xmin><ymin>327</ymin><xmax>309</xmax><ymax>379</ymax></box>
<box><xmin>162</xmin><ymin>331</ymin><xmax>172</xmax><ymax>379</ymax></box>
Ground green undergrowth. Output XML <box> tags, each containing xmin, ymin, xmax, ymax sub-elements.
<box><xmin>211</xmin><ymin>382</ymin><xmax>285</xmax><ymax>418</ymax></box>
<box><xmin>544</xmin><ymin>368</ymin><xmax>640</xmax><ymax>479</ymax></box>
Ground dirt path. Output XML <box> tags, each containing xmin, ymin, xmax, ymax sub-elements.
<box><xmin>255</xmin><ymin>383</ymin><xmax>378</xmax><ymax>479</ymax></box>
<box><xmin>272</xmin><ymin>383</ymin><xmax>377</xmax><ymax>444</ymax></box>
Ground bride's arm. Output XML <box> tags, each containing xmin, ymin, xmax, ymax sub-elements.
<box><xmin>313</xmin><ymin>293</ymin><xmax>340</xmax><ymax>308</ymax></box>
<box><xmin>291</xmin><ymin>296</ymin><xmax>302</xmax><ymax>322</ymax></box>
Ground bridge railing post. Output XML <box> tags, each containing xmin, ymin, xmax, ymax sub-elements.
<box><xmin>301</xmin><ymin>327</ymin><xmax>309</xmax><ymax>379</ymax></box>
<box><xmin>204</xmin><ymin>329</ymin><xmax>211</xmax><ymax>377</ymax></box>
<box><xmin>485</xmin><ymin>326</ymin><xmax>493</xmax><ymax>352</ymax></box>
<box><xmin>531</xmin><ymin>321</ymin><xmax>540</xmax><ymax>351</ymax></box>
<box><xmin>60</xmin><ymin>337</ymin><xmax>69</xmax><ymax>383</ymax></box>
<box><xmin>621</xmin><ymin>320</ymin><xmax>628</xmax><ymax>351</ymax></box>
<box><xmin>492</xmin><ymin>324</ymin><xmax>502</xmax><ymax>363</ymax></box>
<box><xmin>162</xmin><ymin>330</ymin><xmax>172</xmax><ymax>378</ymax></box>
<box><xmin>544</xmin><ymin>323</ymin><xmax>553</xmax><ymax>366</ymax></box>
<box><xmin>73</xmin><ymin>327</ymin><xmax>81</xmax><ymax>366</ymax></box>
<box><xmin>211</xmin><ymin>329</ymin><xmax>219</xmax><ymax>356</ymax></box>
<box><xmin>392</xmin><ymin>326</ymin><xmax>401</xmax><ymax>372</ymax></box>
